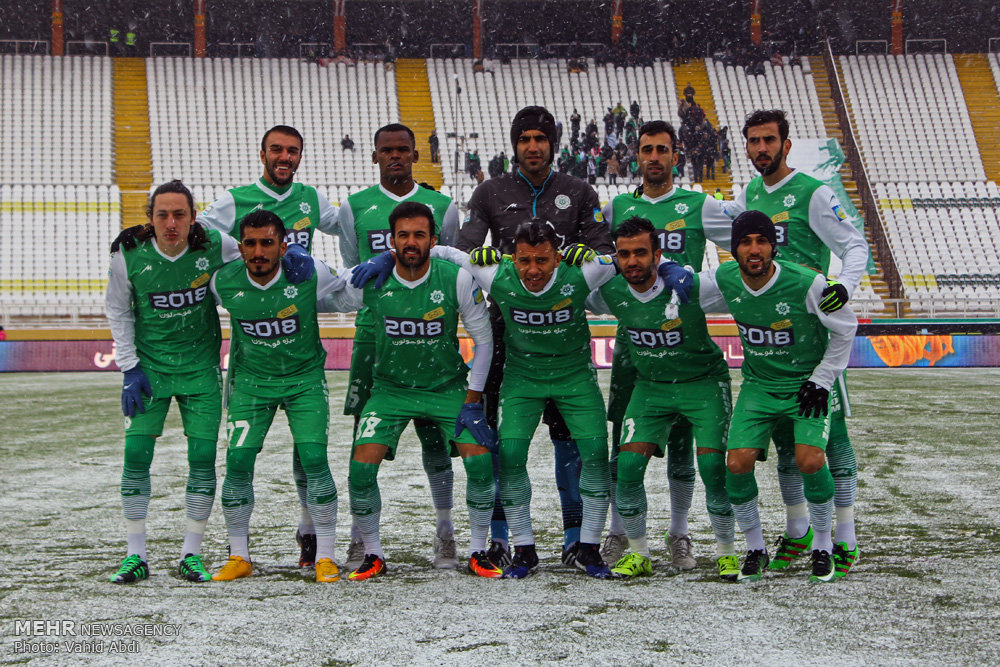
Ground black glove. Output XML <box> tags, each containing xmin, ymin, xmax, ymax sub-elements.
<box><xmin>110</xmin><ymin>225</ymin><xmax>143</xmax><ymax>253</ymax></box>
<box><xmin>469</xmin><ymin>246</ymin><xmax>502</xmax><ymax>267</ymax></box>
<box><xmin>561</xmin><ymin>243</ymin><xmax>596</xmax><ymax>266</ymax></box>
<box><xmin>796</xmin><ymin>381</ymin><xmax>829</xmax><ymax>419</ymax></box>
<box><xmin>819</xmin><ymin>280</ymin><xmax>849</xmax><ymax>314</ymax></box>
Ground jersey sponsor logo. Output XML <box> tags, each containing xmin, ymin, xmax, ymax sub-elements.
<box><xmin>293</xmin><ymin>217</ymin><xmax>311</xmax><ymax>230</ymax></box>
<box><xmin>278</xmin><ymin>304</ymin><xmax>298</xmax><ymax>319</ymax></box>
<box><xmin>148</xmin><ymin>286</ymin><xmax>209</xmax><ymax>311</ymax></box>
<box><xmin>384</xmin><ymin>315</ymin><xmax>444</xmax><ymax>338</ymax></box>
<box><xmin>423</xmin><ymin>306</ymin><xmax>445</xmax><ymax>320</ymax></box>
<box><xmin>833</xmin><ymin>204</ymin><xmax>847</xmax><ymax>220</ymax></box>
<box><xmin>367</xmin><ymin>229</ymin><xmax>392</xmax><ymax>253</ymax></box>
<box><xmin>627</xmin><ymin>326</ymin><xmax>684</xmax><ymax>349</ymax></box>
<box><xmin>472</xmin><ymin>287</ymin><xmax>484</xmax><ymax>303</ymax></box>
<box><xmin>665</xmin><ymin>219</ymin><xmax>686</xmax><ymax>231</ymax></box>
<box><xmin>555</xmin><ymin>194</ymin><xmax>571</xmax><ymax>210</ymax></box>
<box><xmin>238</xmin><ymin>314</ymin><xmax>301</xmax><ymax>339</ymax></box>
<box><xmin>593</xmin><ymin>207</ymin><xmax>604</xmax><ymax>223</ymax></box>
<box><xmin>771</xmin><ymin>318</ymin><xmax>792</xmax><ymax>330</ymax></box>
<box><xmin>510</xmin><ymin>305</ymin><xmax>573</xmax><ymax>326</ymax></box>
<box><xmin>597</xmin><ymin>255</ymin><xmax>614</xmax><ymax>265</ymax></box>
<box><xmin>736</xmin><ymin>320</ymin><xmax>794</xmax><ymax>348</ymax></box>
<box><xmin>655</xmin><ymin>228</ymin><xmax>686</xmax><ymax>253</ymax></box>
<box><xmin>191</xmin><ymin>272</ymin><xmax>210</xmax><ymax>288</ymax></box>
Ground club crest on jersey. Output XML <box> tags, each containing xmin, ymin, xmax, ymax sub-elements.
<box><xmin>430</xmin><ymin>289</ymin><xmax>445</xmax><ymax>304</ymax></box>
<box><xmin>555</xmin><ymin>195</ymin><xmax>571</xmax><ymax>210</ymax></box>
<box><xmin>299</xmin><ymin>202</ymin><xmax>312</xmax><ymax>215</ymax></box>
<box><xmin>283</xmin><ymin>285</ymin><xmax>298</xmax><ymax>299</ymax></box>
<box><xmin>674</xmin><ymin>202</ymin><xmax>689</xmax><ymax>215</ymax></box>
<box><xmin>775</xmin><ymin>301</ymin><xmax>790</xmax><ymax>316</ymax></box>
<box><xmin>559</xmin><ymin>283</ymin><xmax>575</xmax><ymax>297</ymax></box>
<box><xmin>783</xmin><ymin>194</ymin><xmax>796</xmax><ymax>208</ymax></box>
<box><xmin>195</xmin><ymin>257</ymin><xmax>210</xmax><ymax>271</ymax></box>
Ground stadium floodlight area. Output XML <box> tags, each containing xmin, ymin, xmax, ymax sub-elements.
<box><xmin>426</xmin><ymin>57</ymin><xmax>683</xmax><ymax>192</ymax></box>
<box><xmin>147</xmin><ymin>57</ymin><xmax>394</xmax><ymax>188</ymax></box>
<box><xmin>706</xmin><ymin>57</ymin><xmax>827</xmax><ymax>188</ymax></box>
<box><xmin>0</xmin><ymin>55</ymin><xmax>113</xmax><ymax>185</ymax></box>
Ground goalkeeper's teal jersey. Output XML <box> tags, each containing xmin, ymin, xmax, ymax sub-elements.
<box><xmin>211</xmin><ymin>262</ymin><xmax>325</xmax><ymax>387</ymax></box>
<box><xmin>596</xmin><ymin>274</ymin><xmax>728</xmax><ymax>384</ymax></box>
<box><xmin>714</xmin><ymin>259</ymin><xmax>828</xmax><ymax>392</ymax></box>
<box><xmin>363</xmin><ymin>259</ymin><xmax>471</xmax><ymax>391</ymax></box>
<box><xmin>122</xmin><ymin>229</ymin><xmax>227</xmax><ymax>374</ymax></box>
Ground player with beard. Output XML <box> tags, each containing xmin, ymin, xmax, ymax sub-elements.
<box><xmin>702</xmin><ymin>211</ymin><xmax>857</xmax><ymax>583</ymax></box>
<box><xmin>725</xmin><ymin>109</ymin><xmax>868</xmax><ymax>577</ymax></box>
<box><xmin>337</xmin><ymin>124</ymin><xmax>461</xmax><ymax>571</ymax></box>
<box><xmin>458</xmin><ymin>106</ymin><xmax>613</xmax><ymax>569</ymax></box>
<box><xmin>597</xmin><ymin>121</ymin><xmax>736</xmax><ymax>575</ymax></box>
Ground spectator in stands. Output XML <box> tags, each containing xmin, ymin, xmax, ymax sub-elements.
<box><xmin>555</xmin><ymin>120</ymin><xmax>563</xmax><ymax>149</ymax></box>
<box><xmin>714</xmin><ymin>188</ymin><xmax>724</xmax><ymax>201</ymax></box>
<box><xmin>604</xmin><ymin>109</ymin><xmax>614</xmax><ymax>137</ymax></box>
<box><xmin>613</xmin><ymin>102</ymin><xmax>627</xmax><ymax>135</ymax></box>
<box><xmin>689</xmin><ymin>137</ymin><xmax>703</xmax><ymax>183</ymax></box>
<box><xmin>719</xmin><ymin>127</ymin><xmax>731</xmax><ymax>174</ymax></box>
<box><xmin>488</xmin><ymin>152</ymin><xmax>504</xmax><ymax>179</ymax></box>
<box><xmin>587</xmin><ymin>154</ymin><xmax>597</xmax><ymax>185</ymax></box>
<box><xmin>585</xmin><ymin>118</ymin><xmax>598</xmax><ymax>139</ymax></box>
<box><xmin>675</xmin><ymin>139</ymin><xmax>686</xmax><ymax>178</ymax></box>
<box><xmin>607</xmin><ymin>154</ymin><xmax>619</xmax><ymax>185</ymax></box>
<box><xmin>630</xmin><ymin>100</ymin><xmax>640</xmax><ymax>120</ymax></box>
<box><xmin>683</xmin><ymin>82</ymin><xmax>695</xmax><ymax>103</ymax></box>
<box><xmin>429</xmin><ymin>130</ymin><xmax>440</xmax><ymax>163</ymax></box>
<box><xmin>341</xmin><ymin>134</ymin><xmax>355</xmax><ymax>152</ymax></box>
<box><xmin>570</xmin><ymin>109</ymin><xmax>581</xmax><ymax>139</ymax></box>
<box><xmin>702</xmin><ymin>124</ymin><xmax>719</xmax><ymax>180</ymax></box>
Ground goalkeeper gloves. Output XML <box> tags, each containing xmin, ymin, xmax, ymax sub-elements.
<box><xmin>121</xmin><ymin>366</ymin><xmax>152</xmax><ymax>418</ymax></box>
<box><xmin>281</xmin><ymin>243</ymin><xmax>315</xmax><ymax>284</ymax></box>
<box><xmin>819</xmin><ymin>280</ymin><xmax>849</xmax><ymax>313</ymax></box>
<box><xmin>455</xmin><ymin>402</ymin><xmax>498</xmax><ymax>453</ymax></box>
<box><xmin>561</xmin><ymin>243</ymin><xmax>596</xmax><ymax>266</ymax></box>
<box><xmin>468</xmin><ymin>246</ymin><xmax>502</xmax><ymax>266</ymax></box>
<box><xmin>110</xmin><ymin>225</ymin><xmax>143</xmax><ymax>253</ymax></box>
<box><xmin>350</xmin><ymin>250</ymin><xmax>395</xmax><ymax>289</ymax></box>
<box><xmin>796</xmin><ymin>381</ymin><xmax>829</xmax><ymax>419</ymax></box>
<box><xmin>657</xmin><ymin>261</ymin><xmax>693</xmax><ymax>304</ymax></box>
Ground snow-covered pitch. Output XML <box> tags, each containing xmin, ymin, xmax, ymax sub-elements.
<box><xmin>1</xmin><ymin>369</ymin><xmax>998</xmax><ymax>665</ymax></box>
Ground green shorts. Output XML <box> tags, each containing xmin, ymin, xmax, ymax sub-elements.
<box><xmin>353</xmin><ymin>380</ymin><xmax>469</xmax><ymax>460</ymax></box>
<box><xmin>125</xmin><ymin>366</ymin><xmax>222</xmax><ymax>440</ymax></box>
<box><xmin>727</xmin><ymin>381</ymin><xmax>831</xmax><ymax>458</ymax></box>
<box><xmin>227</xmin><ymin>378</ymin><xmax>330</xmax><ymax>451</ymax></box>
<box><xmin>621</xmin><ymin>377</ymin><xmax>732</xmax><ymax>456</ymax></box>
<box><xmin>344</xmin><ymin>320</ymin><xmax>375</xmax><ymax>416</ymax></box>
<box><xmin>498</xmin><ymin>365</ymin><xmax>607</xmax><ymax>441</ymax></box>
<box><xmin>606</xmin><ymin>324</ymin><xmax>638</xmax><ymax>424</ymax></box>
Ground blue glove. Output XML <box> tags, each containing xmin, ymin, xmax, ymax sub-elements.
<box><xmin>281</xmin><ymin>243</ymin><xmax>315</xmax><ymax>284</ymax></box>
<box><xmin>350</xmin><ymin>250</ymin><xmax>395</xmax><ymax>289</ymax></box>
<box><xmin>455</xmin><ymin>402</ymin><xmax>498</xmax><ymax>453</ymax></box>
<box><xmin>657</xmin><ymin>260</ymin><xmax>693</xmax><ymax>304</ymax></box>
<box><xmin>121</xmin><ymin>366</ymin><xmax>152</xmax><ymax>418</ymax></box>
<box><xmin>469</xmin><ymin>246</ymin><xmax>502</xmax><ymax>267</ymax></box>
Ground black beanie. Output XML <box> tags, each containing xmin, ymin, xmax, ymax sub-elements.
<box><xmin>731</xmin><ymin>209</ymin><xmax>778</xmax><ymax>255</ymax></box>
<box><xmin>510</xmin><ymin>106</ymin><xmax>557</xmax><ymax>163</ymax></box>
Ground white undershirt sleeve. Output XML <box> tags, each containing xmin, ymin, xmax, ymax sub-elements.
<box><xmin>806</xmin><ymin>274</ymin><xmax>858</xmax><ymax>389</ymax></box>
<box><xmin>439</xmin><ymin>202</ymin><xmax>460</xmax><ymax>247</ymax></box>
<box><xmin>585</xmin><ymin>289</ymin><xmax>612</xmax><ymax>315</ymax></box>
<box><xmin>105</xmin><ymin>251</ymin><xmax>139</xmax><ymax>372</ymax></box>
<box><xmin>455</xmin><ymin>269</ymin><xmax>493</xmax><ymax>392</ymax></box>
<box><xmin>196</xmin><ymin>191</ymin><xmax>237</xmax><ymax>235</ymax></box>
<box><xmin>696</xmin><ymin>269</ymin><xmax>730</xmax><ymax>314</ymax></box>
<box><xmin>581</xmin><ymin>256</ymin><xmax>619</xmax><ymax>290</ymax></box>
<box><xmin>808</xmin><ymin>185</ymin><xmax>869</xmax><ymax>296</ymax></box>
<box><xmin>316</xmin><ymin>191</ymin><xmax>339</xmax><ymax>236</ymax></box>
<box><xmin>317</xmin><ymin>261</ymin><xmax>365</xmax><ymax>312</ymax></box>
<box><xmin>336</xmin><ymin>203</ymin><xmax>360</xmax><ymax>268</ymax></box>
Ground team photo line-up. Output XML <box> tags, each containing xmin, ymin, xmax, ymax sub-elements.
<box><xmin>106</xmin><ymin>103</ymin><xmax>863</xmax><ymax>585</ymax></box>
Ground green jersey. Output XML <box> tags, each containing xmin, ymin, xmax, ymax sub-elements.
<box><xmin>362</xmin><ymin>259</ymin><xmax>486</xmax><ymax>391</ymax></box>
<box><xmin>739</xmin><ymin>171</ymin><xmax>828</xmax><ymax>274</ymax></box>
<box><xmin>105</xmin><ymin>227</ymin><xmax>235</xmax><ymax>374</ymax></box>
<box><xmin>714</xmin><ymin>259</ymin><xmax>833</xmax><ymax>392</ymax></box>
<box><xmin>211</xmin><ymin>259</ymin><xmax>347</xmax><ymax>387</ymax></box>
<box><xmin>198</xmin><ymin>178</ymin><xmax>338</xmax><ymax>252</ymax></box>
<box><xmin>467</xmin><ymin>256</ymin><xmax>617</xmax><ymax>382</ymax></box>
<box><xmin>338</xmin><ymin>183</ymin><xmax>460</xmax><ymax>342</ymax></box>
<box><xmin>590</xmin><ymin>274</ymin><xmax>729</xmax><ymax>383</ymax></box>
<box><xmin>604</xmin><ymin>186</ymin><xmax>732</xmax><ymax>270</ymax></box>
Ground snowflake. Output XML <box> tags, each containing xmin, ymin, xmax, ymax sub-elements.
<box><xmin>195</xmin><ymin>257</ymin><xmax>210</xmax><ymax>271</ymax></box>
<box><xmin>776</xmin><ymin>301</ymin><xmax>790</xmax><ymax>315</ymax></box>
<box><xmin>299</xmin><ymin>202</ymin><xmax>312</xmax><ymax>215</ymax></box>
<box><xmin>674</xmin><ymin>202</ymin><xmax>689</xmax><ymax>215</ymax></box>
<box><xmin>283</xmin><ymin>285</ymin><xmax>298</xmax><ymax>299</ymax></box>
<box><xmin>783</xmin><ymin>194</ymin><xmax>797</xmax><ymax>208</ymax></box>
<box><xmin>560</xmin><ymin>283</ymin><xmax>575</xmax><ymax>296</ymax></box>
<box><xmin>430</xmin><ymin>289</ymin><xmax>444</xmax><ymax>304</ymax></box>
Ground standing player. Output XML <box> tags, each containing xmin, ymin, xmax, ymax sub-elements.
<box><xmin>461</xmin><ymin>219</ymin><xmax>691</xmax><ymax>579</ymax></box>
<box><xmin>585</xmin><ymin>218</ymin><xmax>736</xmax><ymax>580</ymax></box>
<box><xmin>209</xmin><ymin>211</ymin><xmax>358</xmax><ymax>583</ymax></box>
<box><xmin>105</xmin><ymin>180</ymin><xmax>238</xmax><ymax>584</ymax></box>
<box><xmin>457</xmin><ymin>106</ymin><xmax>613</xmax><ymax>567</ymax></box>
<box><xmin>598</xmin><ymin>120</ymin><xmax>736</xmax><ymax>570</ymax></box>
<box><xmin>712</xmin><ymin>211</ymin><xmax>857</xmax><ymax>582</ymax></box>
<box><xmin>726</xmin><ymin>109</ymin><xmax>868</xmax><ymax>576</ymax></box>
<box><xmin>340</xmin><ymin>202</ymin><xmax>496</xmax><ymax>580</ymax></box>
<box><xmin>337</xmin><ymin>123</ymin><xmax>461</xmax><ymax>570</ymax></box>
<box><xmin>197</xmin><ymin>125</ymin><xmax>339</xmax><ymax>568</ymax></box>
